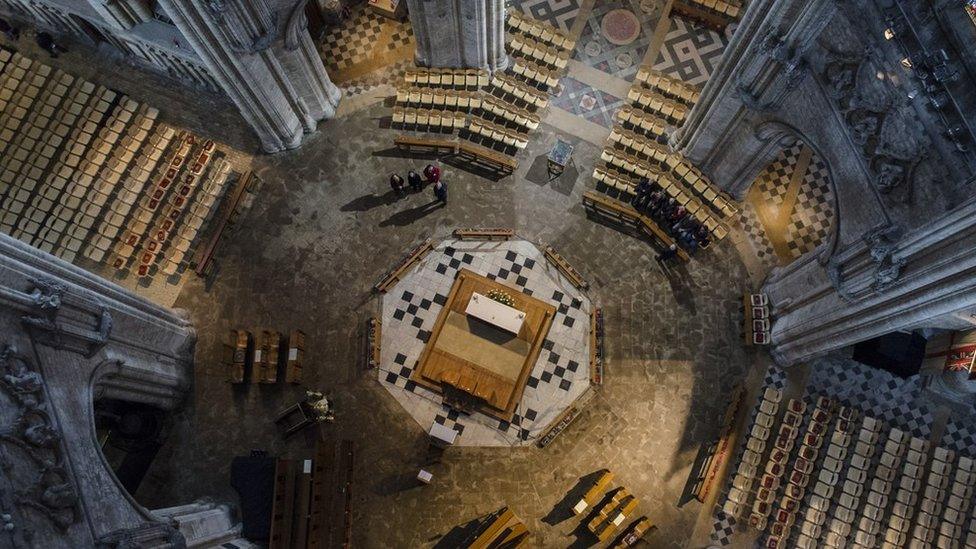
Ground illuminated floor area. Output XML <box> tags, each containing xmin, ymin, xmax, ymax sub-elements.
<box><xmin>739</xmin><ymin>143</ymin><xmax>835</xmax><ymax>272</ymax></box>
<box><xmin>133</xmin><ymin>101</ymin><xmax>764</xmax><ymax>548</ymax></box>
<box><xmin>379</xmin><ymin>238</ymin><xmax>592</xmax><ymax>447</ymax></box>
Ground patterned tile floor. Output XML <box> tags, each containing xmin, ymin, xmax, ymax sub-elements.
<box><xmin>507</xmin><ymin>0</ymin><xmax>582</xmax><ymax>33</ymax></box>
<box><xmin>740</xmin><ymin>144</ymin><xmax>834</xmax><ymax>268</ymax></box>
<box><xmin>339</xmin><ymin>59</ymin><xmax>412</xmax><ymax>98</ymax></box>
<box><xmin>573</xmin><ymin>0</ymin><xmax>664</xmax><ymax>81</ymax></box>
<box><xmin>319</xmin><ymin>3</ymin><xmax>414</xmax><ymax>78</ymax></box>
<box><xmin>652</xmin><ymin>16</ymin><xmax>731</xmax><ymax>86</ymax></box>
<box><xmin>709</xmin><ymin>357</ymin><xmax>945</xmax><ymax>546</ymax></box>
<box><xmin>378</xmin><ymin>238</ymin><xmax>592</xmax><ymax>446</ymax></box>
<box><xmin>551</xmin><ymin>76</ymin><xmax>626</xmax><ymax>128</ymax></box>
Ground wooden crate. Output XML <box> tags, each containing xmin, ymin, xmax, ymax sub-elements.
<box><xmin>225</xmin><ymin>329</ymin><xmax>251</xmax><ymax>383</ymax></box>
<box><xmin>256</xmin><ymin>330</ymin><xmax>282</xmax><ymax>383</ymax></box>
<box><xmin>286</xmin><ymin>330</ymin><xmax>305</xmax><ymax>383</ymax></box>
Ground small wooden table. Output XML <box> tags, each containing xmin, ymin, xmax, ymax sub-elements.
<box><xmin>548</xmin><ymin>138</ymin><xmax>574</xmax><ymax>175</ymax></box>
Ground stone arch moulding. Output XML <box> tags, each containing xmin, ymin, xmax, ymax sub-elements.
<box><xmin>749</xmin><ymin>119</ymin><xmax>842</xmax><ymax>267</ymax></box>
<box><xmin>87</xmin><ymin>358</ymin><xmax>172</xmax><ymax>525</ymax></box>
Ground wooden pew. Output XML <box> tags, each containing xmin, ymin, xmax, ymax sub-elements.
<box><xmin>393</xmin><ymin>134</ymin><xmax>458</xmax><ymax>155</ymax></box>
<box><xmin>453</xmin><ymin>227</ymin><xmax>515</xmax><ymax>241</ymax></box>
<box><xmin>468</xmin><ymin>507</ymin><xmax>529</xmax><ymax>548</ymax></box>
<box><xmin>544</xmin><ymin>245</ymin><xmax>589</xmax><ymax>290</ymax></box>
<box><xmin>192</xmin><ymin>170</ymin><xmax>255</xmax><ymax>277</ymax></box>
<box><xmin>374</xmin><ymin>238</ymin><xmax>434</xmax><ymax>293</ymax></box>
<box><xmin>572</xmin><ymin>470</ymin><xmax>614</xmax><ymax>515</ymax></box>
<box><xmin>581</xmin><ymin>191</ymin><xmax>691</xmax><ymax>262</ymax></box>
<box><xmin>456</xmin><ymin>140</ymin><xmax>519</xmax><ymax>174</ymax></box>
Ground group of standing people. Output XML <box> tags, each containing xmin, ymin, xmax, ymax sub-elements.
<box><xmin>390</xmin><ymin>164</ymin><xmax>447</xmax><ymax>205</ymax></box>
<box><xmin>630</xmin><ymin>178</ymin><xmax>711</xmax><ymax>260</ymax></box>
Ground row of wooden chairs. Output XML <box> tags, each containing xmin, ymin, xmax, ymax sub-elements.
<box><xmin>627</xmin><ymin>86</ymin><xmax>689</xmax><ymax>125</ymax></box>
<box><xmin>489</xmin><ymin>74</ymin><xmax>549</xmax><ymax>110</ymax></box>
<box><xmin>403</xmin><ymin>68</ymin><xmax>489</xmax><ymax>89</ymax></box>
<box><xmin>679</xmin><ymin>0</ymin><xmax>741</xmax><ymax>18</ymax></box>
<box><xmin>159</xmin><ymin>159</ymin><xmax>231</xmax><ymax>275</ymax></box>
<box><xmin>634</xmin><ymin>66</ymin><xmax>701</xmax><ymax>106</ymax></box>
<box><xmin>481</xmin><ymin>95</ymin><xmax>540</xmax><ymax>132</ymax></box>
<box><xmin>606</xmin><ymin>126</ymin><xmax>738</xmax><ymax>219</ymax></box>
<box><xmin>0</xmin><ymin>80</ymin><xmax>125</xmax><ymax>257</ymax></box>
<box><xmin>600</xmin><ymin>149</ymin><xmax>728</xmax><ymax>240</ymax></box>
<box><xmin>130</xmin><ymin>137</ymin><xmax>217</xmax><ymax>277</ymax></box>
<box><xmin>512</xmin><ymin>58</ymin><xmax>560</xmax><ymax>90</ymax></box>
<box><xmin>510</xmin><ymin>34</ymin><xmax>571</xmax><ymax>71</ymax></box>
<box><xmin>507</xmin><ymin>11</ymin><xmax>575</xmax><ymax>51</ymax></box>
<box><xmin>395</xmin><ymin>86</ymin><xmax>483</xmax><ymax>110</ymax></box>
<box><xmin>594</xmin><ymin>159</ymin><xmax>728</xmax><ymax>240</ymax></box>
<box><xmin>467</xmin><ymin>115</ymin><xmax>529</xmax><ymax>150</ymax></box>
<box><xmin>84</xmin><ymin>110</ymin><xmax>170</xmax><ymax>263</ymax></box>
<box><xmin>110</xmin><ymin>133</ymin><xmax>194</xmax><ymax>269</ymax></box>
<box><xmin>392</xmin><ymin>107</ymin><xmax>466</xmax><ymax>130</ymax></box>
<box><xmin>615</xmin><ymin>105</ymin><xmax>669</xmax><ymax>138</ymax></box>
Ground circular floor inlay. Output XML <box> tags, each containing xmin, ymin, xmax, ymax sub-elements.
<box><xmin>615</xmin><ymin>52</ymin><xmax>634</xmax><ymax>69</ymax></box>
<box><xmin>601</xmin><ymin>9</ymin><xmax>641</xmax><ymax>46</ymax></box>
<box><xmin>584</xmin><ymin>40</ymin><xmax>603</xmax><ymax>57</ymax></box>
<box><xmin>579</xmin><ymin>94</ymin><xmax>596</xmax><ymax>110</ymax></box>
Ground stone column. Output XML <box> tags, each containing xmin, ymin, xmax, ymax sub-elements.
<box><xmin>765</xmin><ymin>196</ymin><xmax>976</xmax><ymax>364</ymax></box>
<box><xmin>157</xmin><ymin>0</ymin><xmax>341</xmax><ymax>153</ymax></box>
<box><xmin>0</xmin><ymin>233</ymin><xmax>195</xmax><ymax>547</ymax></box>
<box><xmin>406</xmin><ymin>0</ymin><xmax>506</xmax><ymax>71</ymax></box>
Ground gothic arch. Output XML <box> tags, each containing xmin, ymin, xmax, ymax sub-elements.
<box><xmin>738</xmin><ymin>119</ymin><xmax>842</xmax><ymax>267</ymax></box>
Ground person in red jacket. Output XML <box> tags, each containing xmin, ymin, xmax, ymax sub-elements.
<box><xmin>423</xmin><ymin>163</ymin><xmax>441</xmax><ymax>184</ymax></box>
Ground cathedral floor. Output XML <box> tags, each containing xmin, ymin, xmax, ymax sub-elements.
<box><xmin>135</xmin><ymin>102</ymin><xmax>764</xmax><ymax>548</ymax></box>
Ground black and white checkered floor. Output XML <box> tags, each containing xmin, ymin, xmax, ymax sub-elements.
<box><xmin>379</xmin><ymin>238</ymin><xmax>592</xmax><ymax>446</ymax></box>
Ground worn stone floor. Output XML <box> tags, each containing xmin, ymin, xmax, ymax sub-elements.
<box><xmin>133</xmin><ymin>101</ymin><xmax>765</xmax><ymax>548</ymax></box>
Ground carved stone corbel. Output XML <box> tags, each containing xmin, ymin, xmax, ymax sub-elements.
<box><xmin>20</xmin><ymin>279</ymin><xmax>112</xmax><ymax>358</ymax></box>
<box><xmin>95</xmin><ymin>522</ymin><xmax>187</xmax><ymax>549</ymax></box>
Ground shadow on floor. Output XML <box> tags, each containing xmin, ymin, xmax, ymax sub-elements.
<box><xmin>524</xmin><ymin>153</ymin><xmax>579</xmax><ymax>196</ymax></box>
<box><xmin>340</xmin><ymin>189</ymin><xmax>401</xmax><ymax>212</ymax></box>
<box><xmin>430</xmin><ymin>511</ymin><xmax>495</xmax><ymax>549</ymax></box>
<box><xmin>542</xmin><ymin>469</ymin><xmax>609</xmax><ymax>526</ymax></box>
<box><xmin>677</xmin><ymin>440</ymin><xmax>717</xmax><ymax>507</ymax></box>
<box><xmin>659</xmin><ymin>259</ymin><xmax>698</xmax><ymax>315</ymax></box>
<box><xmin>379</xmin><ymin>200</ymin><xmax>445</xmax><ymax>227</ymax></box>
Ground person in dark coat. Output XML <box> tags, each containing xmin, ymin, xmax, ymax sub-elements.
<box><xmin>656</xmin><ymin>243</ymin><xmax>679</xmax><ymax>263</ymax></box>
<box><xmin>0</xmin><ymin>19</ymin><xmax>20</xmax><ymax>41</ymax></box>
<box><xmin>35</xmin><ymin>32</ymin><xmax>65</xmax><ymax>58</ymax></box>
<box><xmin>407</xmin><ymin>170</ymin><xmax>422</xmax><ymax>193</ymax></box>
<box><xmin>695</xmin><ymin>224</ymin><xmax>711</xmax><ymax>248</ymax></box>
<box><xmin>424</xmin><ymin>163</ymin><xmax>441</xmax><ymax>184</ymax></box>
<box><xmin>631</xmin><ymin>178</ymin><xmax>652</xmax><ymax>208</ymax></box>
<box><xmin>389</xmin><ymin>173</ymin><xmax>405</xmax><ymax>197</ymax></box>
<box><xmin>432</xmin><ymin>180</ymin><xmax>447</xmax><ymax>205</ymax></box>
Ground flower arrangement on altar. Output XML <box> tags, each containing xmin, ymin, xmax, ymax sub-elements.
<box><xmin>486</xmin><ymin>288</ymin><xmax>517</xmax><ymax>308</ymax></box>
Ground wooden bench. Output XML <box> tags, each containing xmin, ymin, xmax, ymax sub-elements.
<box><xmin>573</xmin><ymin>470</ymin><xmax>614</xmax><ymax>515</ymax></box>
<box><xmin>456</xmin><ymin>140</ymin><xmax>518</xmax><ymax>174</ymax></box>
<box><xmin>544</xmin><ymin>245</ymin><xmax>589</xmax><ymax>290</ymax></box>
<box><xmin>393</xmin><ymin>134</ymin><xmax>458</xmax><ymax>155</ymax></box>
<box><xmin>582</xmin><ymin>191</ymin><xmax>691</xmax><ymax>262</ymax></box>
<box><xmin>468</xmin><ymin>507</ymin><xmax>529</xmax><ymax>548</ymax></box>
<box><xmin>374</xmin><ymin>238</ymin><xmax>433</xmax><ymax>293</ymax></box>
<box><xmin>192</xmin><ymin>170</ymin><xmax>255</xmax><ymax>277</ymax></box>
<box><xmin>589</xmin><ymin>308</ymin><xmax>604</xmax><ymax>385</ymax></box>
<box><xmin>453</xmin><ymin>228</ymin><xmax>515</xmax><ymax>241</ymax></box>
<box><xmin>366</xmin><ymin>317</ymin><xmax>381</xmax><ymax>369</ymax></box>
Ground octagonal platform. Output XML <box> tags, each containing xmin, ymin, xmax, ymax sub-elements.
<box><xmin>378</xmin><ymin>238</ymin><xmax>592</xmax><ymax>446</ymax></box>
